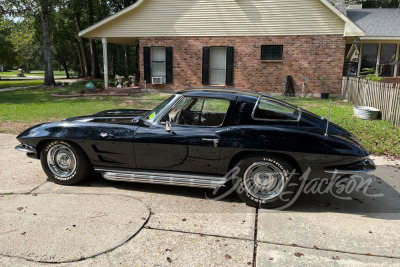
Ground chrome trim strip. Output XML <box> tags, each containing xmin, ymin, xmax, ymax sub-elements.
<box><xmin>15</xmin><ymin>144</ymin><xmax>36</xmax><ymax>153</ymax></box>
<box><xmin>325</xmin><ymin>169</ymin><xmax>376</xmax><ymax>174</ymax></box>
<box><xmin>95</xmin><ymin>168</ymin><xmax>227</xmax><ymax>189</ymax></box>
<box><xmin>324</xmin><ymin>158</ymin><xmax>376</xmax><ymax>174</ymax></box>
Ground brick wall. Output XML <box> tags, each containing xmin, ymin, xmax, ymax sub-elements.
<box><xmin>139</xmin><ymin>35</ymin><xmax>346</xmax><ymax>94</ymax></box>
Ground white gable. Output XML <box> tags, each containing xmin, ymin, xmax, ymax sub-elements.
<box><xmin>80</xmin><ymin>0</ymin><xmax>364</xmax><ymax>42</ymax></box>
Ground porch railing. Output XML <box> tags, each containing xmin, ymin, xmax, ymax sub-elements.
<box><xmin>341</xmin><ymin>77</ymin><xmax>400</xmax><ymax>127</ymax></box>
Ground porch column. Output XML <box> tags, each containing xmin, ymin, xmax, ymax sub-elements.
<box><xmin>102</xmin><ymin>37</ymin><xmax>109</xmax><ymax>89</ymax></box>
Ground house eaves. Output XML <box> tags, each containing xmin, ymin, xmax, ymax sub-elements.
<box><xmin>319</xmin><ymin>0</ymin><xmax>364</xmax><ymax>36</ymax></box>
<box><xmin>79</xmin><ymin>0</ymin><xmax>146</xmax><ymax>37</ymax></box>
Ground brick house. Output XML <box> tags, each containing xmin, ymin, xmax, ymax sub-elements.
<box><xmin>80</xmin><ymin>0</ymin><xmax>365</xmax><ymax>94</ymax></box>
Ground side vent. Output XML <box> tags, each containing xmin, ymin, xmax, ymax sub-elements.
<box><xmin>152</xmin><ymin>77</ymin><xmax>164</xmax><ymax>84</ymax></box>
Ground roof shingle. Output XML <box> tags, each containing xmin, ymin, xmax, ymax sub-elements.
<box><xmin>346</xmin><ymin>8</ymin><xmax>400</xmax><ymax>37</ymax></box>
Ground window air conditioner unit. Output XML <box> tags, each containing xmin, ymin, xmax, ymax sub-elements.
<box><xmin>152</xmin><ymin>77</ymin><xmax>164</xmax><ymax>84</ymax></box>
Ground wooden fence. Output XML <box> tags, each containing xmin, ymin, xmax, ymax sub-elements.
<box><xmin>341</xmin><ymin>77</ymin><xmax>400</xmax><ymax>127</ymax></box>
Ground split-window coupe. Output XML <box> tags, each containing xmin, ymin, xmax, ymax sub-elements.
<box><xmin>16</xmin><ymin>88</ymin><xmax>375</xmax><ymax>208</ymax></box>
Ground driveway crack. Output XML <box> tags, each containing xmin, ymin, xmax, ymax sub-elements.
<box><xmin>252</xmin><ymin>208</ymin><xmax>259</xmax><ymax>267</ymax></box>
<box><xmin>256</xmin><ymin>240</ymin><xmax>400</xmax><ymax>260</ymax></box>
<box><xmin>144</xmin><ymin>226</ymin><xmax>254</xmax><ymax>242</ymax></box>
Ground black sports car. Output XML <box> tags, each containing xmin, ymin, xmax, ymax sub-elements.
<box><xmin>16</xmin><ymin>88</ymin><xmax>375</xmax><ymax>209</ymax></box>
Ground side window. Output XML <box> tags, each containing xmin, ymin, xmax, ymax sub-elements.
<box><xmin>253</xmin><ymin>97</ymin><xmax>300</xmax><ymax>121</ymax></box>
<box><xmin>162</xmin><ymin>97</ymin><xmax>230</xmax><ymax>126</ymax></box>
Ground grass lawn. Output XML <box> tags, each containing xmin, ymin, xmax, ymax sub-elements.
<box><xmin>0</xmin><ymin>87</ymin><xmax>398</xmax><ymax>157</ymax></box>
<box><xmin>0</xmin><ymin>80</ymin><xmax>44</xmax><ymax>89</ymax></box>
<box><xmin>0</xmin><ymin>87</ymin><xmax>169</xmax><ymax>133</ymax></box>
<box><xmin>0</xmin><ymin>70</ymin><xmax>68</xmax><ymax>78</ymax></box>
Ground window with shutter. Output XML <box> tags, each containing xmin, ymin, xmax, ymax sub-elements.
<box><xmin>144</xmin><ymin>46</ymin><xmax>173</xmax><ymax>84</ymax></box>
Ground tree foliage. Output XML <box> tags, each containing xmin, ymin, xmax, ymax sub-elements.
<box><xmin>1</xmin><ymin>0</ymin><xmax>139</xmax><ymax>80</ymax></box>
<box><xmin>0</xmin><ymin>19</ymin><xmax>18</xmax><ymax>67</ymax></box>
<box><xmin>362</xmin><ymin>0</ymin><xmax>400</xmax><ymax>8</ymax></box>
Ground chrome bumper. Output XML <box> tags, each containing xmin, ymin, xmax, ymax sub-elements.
<box><xmin>15</xmin><ymin>144</ymin><xmax>36</xmax><ymax>153</ymax></box>
<box><xmin>325</xmin><ymin>158</ymin><xmax>376</xmax><ymax>174</ymax></box>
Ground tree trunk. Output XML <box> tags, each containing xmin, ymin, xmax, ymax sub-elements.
<box><xmin>62</xmin><ymin>62</ymin><xmax>70</xmax><ymax>79</ymax></box>
<box><xmin>101</xmin><ymin>0</ymin><xmax>108</xmax><ymax>18</ymax></box>
<box><xmin>117</xmin><ymin>45</ymin><xmax>121</xmax><ymax>69</ymax></box>
<box><xmin>74</xmin><ymin>38</ymin><xmax>84</xmax><ymax>76</ymax></box>
<box><xmin>90</xmin><ymin>40</ymin><xmax>101</xmax><ymax>78</ymax></box>
<box><xmin>40</xmin><ymin>0</ymin><xmax>55</xmax><ymax>85</ymax></box>
<box><xmin>54</xmin><ymin>50</ymin><xmax>70</xmax><ymax>79</ymax></box>
<box><xmin>74</xmin><ymin>14</ymin><xmax>91</xmax><ymax>77</ymax></box>
<box><xmin>88</xmin><ymin>0</ymin><xmax>101</xmax><ymax>78</ymax></box>
<box><xmin>124</xmin><ymin>46</ymin><xmax>130</xmax><ymax>75</ymax></box>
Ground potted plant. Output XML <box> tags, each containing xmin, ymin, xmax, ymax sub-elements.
<box><xmin>115</xmin><ymin>75</ymin><xmax>125</xmax><ymax>88</ymax></box>
<box><xmin>319</xmin><ymin>75</ymin><xmax>330</xmax><ymax>99</ymax></box>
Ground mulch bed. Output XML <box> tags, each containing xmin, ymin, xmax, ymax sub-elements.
<box><xmin>51</xmin><ymin>87</ymin><xmax>144</xmax><ymax>97</ymax></box>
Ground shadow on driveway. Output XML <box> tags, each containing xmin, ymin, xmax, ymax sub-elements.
<box><xmin>64</xmin><ymin>166</ymin><xmax>400</xmax><ymax>219</ymax></box>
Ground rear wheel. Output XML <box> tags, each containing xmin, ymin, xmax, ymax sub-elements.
<box><xmin>40</xmin><ymin>140</ymin><xmax>92</xmax><ymax>185</ymax></box>
<box><xmin>234</xmin><ymin>155</ymin><xmax>300</xmax><ymax>209</ymax></box>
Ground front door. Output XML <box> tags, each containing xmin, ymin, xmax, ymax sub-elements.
<box><xmin>134</xmin><ymin>96</ymin><xmax>232</xmax><ymax>174</ymax></box>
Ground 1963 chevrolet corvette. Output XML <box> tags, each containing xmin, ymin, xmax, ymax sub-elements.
<box><xmin>16</xmin><ymin>88</ymin><xmax>375</xmax><ymax>208</ymax></box>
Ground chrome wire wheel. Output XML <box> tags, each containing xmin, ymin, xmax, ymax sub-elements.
<box><xmin>46</xmin><ymin>144</ymin><xmax>77</xmax><ymax>180</ymax></box>
<box><xmin>243</xmin><ymin>161</ymin><xmax>286</xmax><ymax>201</ymax></box>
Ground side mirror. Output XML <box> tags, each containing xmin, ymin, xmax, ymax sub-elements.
<box><xmin>165</xmin><ymin>121</ymin><xmax>172</xmax><ymax>132</ymax></box>
<box><xmin>165</xmin><ymin>115</ymin><xmax>172</xmax><ymax>132</ymax></box>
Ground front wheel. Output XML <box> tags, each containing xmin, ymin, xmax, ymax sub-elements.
<box><xmin>234</xmin><ymin>155</ymin><xmax>301</xmax><ymax>209</ymax></box>
<box><xmin>40</xmin><ymin>140</ymin><xmax>92</xmax><ymax>185</ymax></box>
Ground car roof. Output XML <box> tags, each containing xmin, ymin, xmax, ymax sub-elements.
<box><xmin>177</xmin><ymin>87</ymin><xmax>267</xmax><ymax>99</ymax></box>
<box><xmin>177</xmin><ymin>87</ymin><xmax>300</xmax><ymax>110</ymax></box>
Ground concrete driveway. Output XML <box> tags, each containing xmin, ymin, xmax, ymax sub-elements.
<box><xmin>0</xmin><ymin>133</ymin><xmax>399</xmax><ymax>266</ymax></box>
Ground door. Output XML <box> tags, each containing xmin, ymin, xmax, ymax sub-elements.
<box><xmin>134</xmin><ymin>96</ymin><xmax>232</xmax><ymax>174</ymax></box>
<box><xmin>210</xmin><ymin>47</ymin><xmax>227</xmax><ymax>85</ymax></box>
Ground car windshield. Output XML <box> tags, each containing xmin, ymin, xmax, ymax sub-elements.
<box><xmin>142</xmin><ymin>95</ymin><xmax>181</xmax><ymax>123</ymax></box>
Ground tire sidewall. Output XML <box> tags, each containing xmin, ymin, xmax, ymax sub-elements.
<box><xmin>234</xmin><ymin>156</ymin><xmax>300</xmax><ymax>209</ymax></box>
<box><xmin>40</xmin><ymin>140</ymin><xmax>89</xmax><ymax>185</ymax></box>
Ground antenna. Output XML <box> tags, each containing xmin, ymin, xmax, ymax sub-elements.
<box><xmin>325</xmin><ymin>100</ymin><xmax>332</xmax><ymax>137</ymax></box>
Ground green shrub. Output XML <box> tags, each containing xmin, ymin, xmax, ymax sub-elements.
<box><xmin>360</xmin><ymin>68</ymin><xmax>383</xmax><ymax>82</ymax></box>
<box><xmin>93</xmin><ymin>81</ymin><xmax>104</xmax><ymax>89</ymax></box>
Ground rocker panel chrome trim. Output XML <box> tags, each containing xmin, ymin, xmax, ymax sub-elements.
<box><xmin>95</xmin><ymin>168</ymin><xmax>227</xmax><ymax>189</ymax></box>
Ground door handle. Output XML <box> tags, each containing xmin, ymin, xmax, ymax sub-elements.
<box><xmin>202</xmin><ymin>138</ymin><xmax>219</xmax><ymax>147</ymax></box>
